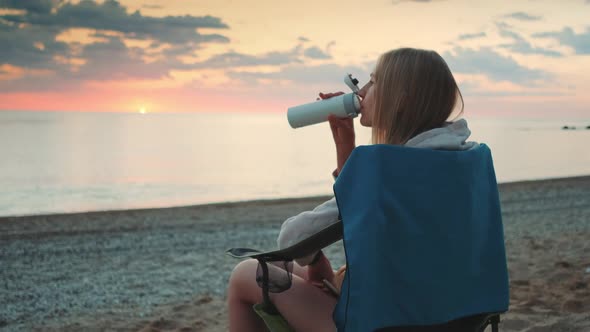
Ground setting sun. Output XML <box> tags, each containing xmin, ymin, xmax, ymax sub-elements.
<box><xmin>139</xmin><ymin>107</ymin><xmax>147</xmax><ymax>114</ymax></box>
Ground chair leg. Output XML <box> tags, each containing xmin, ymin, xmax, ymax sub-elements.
<box><xmin>490</xmin><ymin>315</ymin><xmax>500</xmax><ymax>332</ymax></box>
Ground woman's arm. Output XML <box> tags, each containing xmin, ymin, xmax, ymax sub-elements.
<box><xmin>327</xmin><ymin>114</ymin><xmax>355</xmax><ymax>175</ymax></box>
<box><xmin>276</xmin><ymin>197</ymin><xmax>340</xmax><ymax>266</ymax></box>
<box><xmin>276</xmin><ymin>92</ymin><xmax>353</xmax><ymax>266</ymax></box>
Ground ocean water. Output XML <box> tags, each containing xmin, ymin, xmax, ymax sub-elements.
<box><xmin>0</xmin><ymin>110</ymin><xmax>589</xmax><ymax>217</ymax></box>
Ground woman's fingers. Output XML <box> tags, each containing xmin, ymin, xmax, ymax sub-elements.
<box><xmin>318</xmin><ymin>91</ymin><xmax>345</xmax><ymax>100</ymax></box>
<box><xmin>328</xmin><ymin>115</ymin><xmax>339</xmax><ymax>132</ymax></box>
<box><xmin>328</xmin><ymin>115</ymin><xmax>355</xmax><ymax>147</ymax></box>
<box><xmin>329</xmin><ymin>116</ymin><xmax>355</xmax><ymax>134</ymax></box>
<box><xmin>328</xmin><ymin>116</ymin><xmax>345</xmax><ymax>142</ymax></box>
<box><xmin>309</xmin><ymin>281</ymin><xmax>336</xmax><ymax>296</ymax></box>
<box><xmin>328</xmin><ymin>115</ymin><xmax>353</xmax><ymax>129</ymax></box>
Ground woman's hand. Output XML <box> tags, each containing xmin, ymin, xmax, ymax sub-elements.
<box><xmin>328</xmin><ymin>114</ymin><xmax>355</xmax><ymax>175</ymax></box>
<box><xmin>307</xmin><ymin>251</ymin><xmax>338</xmax><ymax>296</ymax></box>
<box><xmin>327</xmin><ymin>114</ymin><xmax>355</xmax><ymax>147</ymax></box>
<box><xmin>318</xmin><ymin>92</ymin><xmax>355</xmax><ymax>146</ymax></box>
<box><xmin>317</xmin><ymin>92</ymin><xmax>345</xmax><ymax>101</ymax></box>
<box><xmin>318</xmin><ymin>92</ymin><xmax>356</xmax><ymax>174</ymax></box>
<box><xmin>307</xmin><ymin>251</ymin><xmax>334</xmax><ymax>283</ymax></box>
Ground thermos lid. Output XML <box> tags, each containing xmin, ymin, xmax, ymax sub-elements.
<box><xmin>343</xmin><ymin>93</ymin><xmax>361</xmax><ymax>116</ymax></box>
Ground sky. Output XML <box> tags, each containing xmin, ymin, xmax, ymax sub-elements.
<box><xmin>0</xmin><ymin>0</ymin><xmax>589</xmax><ymax>118</ymax></box>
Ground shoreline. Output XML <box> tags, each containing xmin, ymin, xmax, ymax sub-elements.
<box><xmin>2</xmin><ymin>174</ymin><xmax>589</xmax><ymax>220</ymax></box>
<box><xmin>1</xmin><ymin>175</ymin><xmax>589</xmax><ymax>331</ymax></box>
<box><xmin>0</xmin><ymin>194</ymin><xmax>333</xmax><ymax>220</ymax></box>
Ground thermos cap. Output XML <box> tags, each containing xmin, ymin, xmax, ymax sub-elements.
<box><xmin>344</xmin><ymin>93</ymin><xmax>361</xmax><ymax>116</ymax></box>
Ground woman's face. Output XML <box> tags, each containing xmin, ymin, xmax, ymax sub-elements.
<box><xmin>358</xmin><ymin>73</ymin><xmax>375</xmax><ymax>127</ymax></box>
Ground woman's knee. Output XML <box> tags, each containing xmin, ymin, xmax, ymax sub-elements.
<box><xmin>228</xmin><ymin>259</ymin><xmax>259</xmax><ymax>293</ymax></box>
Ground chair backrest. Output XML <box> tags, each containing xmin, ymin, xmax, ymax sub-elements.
<box><xmin>332</xmin><ymin>144</ymin><xmax>509</xmax><ymax>331</ymax></box>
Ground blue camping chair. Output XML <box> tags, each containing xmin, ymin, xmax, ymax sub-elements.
<box><xmin>228</xmin><ymin>144</ymin><xmax>509</xmax><ymax>331</ymax></box>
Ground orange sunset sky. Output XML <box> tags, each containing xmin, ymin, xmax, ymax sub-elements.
<box><xmin>1</xmin><ymin>0</ymin><xmax>589</xmax><ymax>117</ymax></box>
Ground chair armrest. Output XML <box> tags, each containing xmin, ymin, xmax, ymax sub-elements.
<box><xmin>226</xmin><ymin>221</ymin><xmax>343</xmax><ymax>262</ymax></box>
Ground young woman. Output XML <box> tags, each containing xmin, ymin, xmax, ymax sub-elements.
<box><xmin>227</xmin><ymin>48</ymin><xmax>476</xmax><ymax>332</ymax></box>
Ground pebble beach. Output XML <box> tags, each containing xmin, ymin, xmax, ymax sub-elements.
<box><xmin>1</xmin><ymin>176</ymin><xmax>589</xmax><ymax>331</ymax></box>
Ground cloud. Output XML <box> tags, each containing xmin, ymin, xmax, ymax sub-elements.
<box><xmin>0</xmin><ymin>20</ymin><xmax>70</xmax><ymax>70</ymax></box>
<box><xmin>0</xmin><ymin>0</ymin><xmax>229</xmax><ymax>44</ymax></box>
<box><xmin>499</xmin><ymin>40</ymin><xmax>562</xmax><ymax>58</ymax></box>
<box><xmin>502</xmin><ymin>12</ymin><xmax>542</xmax><ymax>21</ymax></box>
<box><xmin>303</xmin><ymin>46</ymin><xmax>331</xmax><ymax>59</ymax></box>
<box><xmin>0</xmin><ymin>33</ymin><xmax>174</xmax><ymax>92</ymax></box>
<box><xmin>74</xmin><ymin>35</ymin><xmax>171</xmax><ymax>80</ymax></box>
<box><xmin>0</xmin><ymin>0</ymin><xmax>233</xmax><ymax>88</ymax></box>
<box><xmin>326</xmin><ymin>41</ymin><xmax>336</xmax><ymax>53</ymax></box>
<box><xmin>496</xmin><ymin>22</ymin><xmax>562</xmax><ymax>57</ymax></box>
<box><xmin>0</xmin><ymin>0</ymin><xmax>342</xmax><ymax>94</ymax></box>
<box><xmin>162</xmin><ymin>43</ymin><xmax>201</xmax><ymax>58</ymax></box>
<box><xmin>533</xmin><ymin>27</ymin><xmax>590</xmax><ymax>54</ymax></box>
<box><xmin>496</xmin><ymin>22</ymin><xmax>520</xmax><ymax>40</ymax></box>
<box><xmin>458</xmin><ymin>32</ymin><xmax>487</xmax><ymax>41</ymax></box>
<box><xmin>182</xmin><ymin>47</ymin><xmax>303</xmax><ymax>70</ymax></box>
<box><xmin>179</xmin><ymin>41</ymin><xmax>336</xmax><ymax>70</ymax></box>
<box><xmin>228</xmin><ymin>63</ymin><xmax>369</xmax><ymax>86</ymax></box>
<box><xmin>443</xmin><ymin>47</ymin><xmax>552</xmax><ymax>85</ymax></box>
<box><xmin>142</xmin><ymin>4</ymin><xmax>163</xmax><ymax>9</ymax></box>
<box><xmin>0</xmin><ymin>0</ymin><xmax>56</xmax><ymax>14</ymax></box>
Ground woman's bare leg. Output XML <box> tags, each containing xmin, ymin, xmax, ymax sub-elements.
<box><xmin>291</xmin><ymin>261</ymin><xmax>308</xmax><ymax>278</ymax></box>
<box><xmin>228</xmin><ymin>259</ymin><xmax>337</xmax><ymax>332</ymax></box>
<box><xmin>272</xmin><ymin>270</ymin><xmax>337</xmax><ymax>332</ymax></box>
<box><xmin>228</xmin><ymin>259</ymin><xmax>268</xmax><ymax>332</ymax></box>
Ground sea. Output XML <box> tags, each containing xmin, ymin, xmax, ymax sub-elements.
<box><xmin>1</xmin><ymin>110</ymin><xmax>589</xmax><ymax>217</ymax></box>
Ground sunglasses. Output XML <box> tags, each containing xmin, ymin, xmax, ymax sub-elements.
<box><xmin>255</xmin><ymin>260</ymin><xmax>294</xmax><ymax>293</ymax></box>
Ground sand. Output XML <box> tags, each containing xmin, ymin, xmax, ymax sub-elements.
<box><xmin>0</xmin><ymin>176</ymin><xmax>589</xmax><ymax>332</ymax></box>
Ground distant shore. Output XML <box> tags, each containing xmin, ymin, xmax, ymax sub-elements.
<box><xmin>1</xmin><ymin>176</ymin><xmax>589</xmax><ymax>331</ymax></box>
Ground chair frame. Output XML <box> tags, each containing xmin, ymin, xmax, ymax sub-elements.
<box><xmin>226</xmin><ymin>221</ymin><xmax>503</xmax><ymax>331</ymax></box>
<box><xmin>227</xmin><ymin>222</ymin><xmax>344</xmax><ymax>314</ymax></box>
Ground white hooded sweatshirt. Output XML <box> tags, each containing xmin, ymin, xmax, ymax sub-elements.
<box><xmin>277</xmin><ymin>119</ymin><xmax>478</xmax><ymax>265</ymax></box>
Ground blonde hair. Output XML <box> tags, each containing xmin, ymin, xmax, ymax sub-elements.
<box><xmin>371</xmin><ymin>48</ymin><xmax>463</xmax><ymax>145</ymax></box>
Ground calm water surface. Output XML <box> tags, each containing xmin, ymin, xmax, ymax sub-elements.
<box><xmin>0</xmin><ymin>111</ymin><xmax>589</xmax><ymax>216</ymax></box>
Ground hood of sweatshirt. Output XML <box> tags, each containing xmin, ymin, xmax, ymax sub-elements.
<box><xmin>405</xmin><ymin>118</ymin><xmax>477</xmax><ymax>150</ymax></box>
